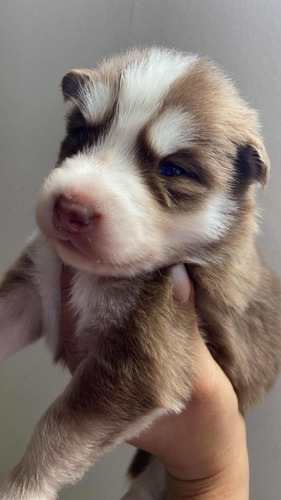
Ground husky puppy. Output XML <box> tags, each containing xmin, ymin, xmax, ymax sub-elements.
<box><xmin>0</xmin><ymin>48</ymin><xmax>280</xmax><ymax>500</ymax></box>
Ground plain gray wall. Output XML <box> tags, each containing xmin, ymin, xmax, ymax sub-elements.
<box><xmin>0</xmin><ymin>1</ymin><xmax>281</xmax><ymax>499</ymax></box>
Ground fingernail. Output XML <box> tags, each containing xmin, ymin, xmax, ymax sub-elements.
<box><xmin>171</xmin><ymin>264</ymin><xmax>191</xmax><ymax>303</ymax></box>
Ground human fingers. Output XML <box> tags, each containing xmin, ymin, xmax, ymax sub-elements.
<box><xmin>128</xmin><ymin>265</ymin><xmax>243</xmax><ymax>480</ymax></box>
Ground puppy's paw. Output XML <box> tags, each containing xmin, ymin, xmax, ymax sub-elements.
<box><xmin>0</xmin><ymin>490</ymin><xmax>55</xmax><ymax>500</ymax></box>
<box><xmin>0</xmin><ymin>463</ymin><xmax>57</xmax><ymax>500</ymax></box>
<box><xmin>0</xmin><ymin>482</ymin><xmax>55</xmax><ymax>500</ymax></box>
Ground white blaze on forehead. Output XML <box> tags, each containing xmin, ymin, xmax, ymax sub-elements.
<box><xmin>80</xmin><ymin>80</ymin><xmax>113</xmax><ymax>124</ymax></box>
<box><xmin>118</xmin><ymin>49</ymin><xmax>197</xmax><ymax>127</ymax></box>
<box><xmin>73</xmin><ymin>50</ymin><xmax>197</xmax><ymax>130</ymax></box>
<box><xmin>148</xmin><ymin>108</ymin><xmax>195</xmax><ymax>157</ymax></box>
<box><xmin>95</xmin><ymin>49</ymin><xmax>198</xmax><ymax>156</ymax></box>
<box><xmin>67</xmin><ymin>49</ymin><xmax>198</xmax><ymax>156</ymax></box>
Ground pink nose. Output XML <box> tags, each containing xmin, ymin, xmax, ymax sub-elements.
<box><xmin>53</xmin><ymin>196</ymin><xmax>100</xmax><ymax>233</ymax></box>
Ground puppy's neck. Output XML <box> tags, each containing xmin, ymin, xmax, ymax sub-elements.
<box><xmin>69</xmin><ymin>268</ymin><xmax>161</xmax><ymax>329</ymax></box>
<box><xmin>189</xmin><ymin>234</ymin><xmax>261</xmax><ymax>311</ymax></box>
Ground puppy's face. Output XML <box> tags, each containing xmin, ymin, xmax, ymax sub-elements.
<box><xmin>36</xmin><ymin>48</ymin><xmax>269</xmax><ymax>277</ymax></box>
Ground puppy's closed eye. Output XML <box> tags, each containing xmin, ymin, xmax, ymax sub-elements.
<box><xmin>159</xmin><ymin>161</ymin><xmax>201</xmax><ymax>182</ymax></box>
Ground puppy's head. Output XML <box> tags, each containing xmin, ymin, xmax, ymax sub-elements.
<box><xmin>36</xmin><ymin>48</ymin><xmax>269</xmax><ymax>277</ymax></box>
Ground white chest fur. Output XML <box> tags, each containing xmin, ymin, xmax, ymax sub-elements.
<box><xmin>69</xmin><ymin>271</ymin><xmax>141</xmax><ymax>350</ymax></box>
<box><xmin>31</xmin><ymin>234</ymin><xmax>141</xmax><ymax>356</ymax></box>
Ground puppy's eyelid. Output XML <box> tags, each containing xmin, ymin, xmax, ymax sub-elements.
<box><xmin>159</xmin><ymin>158</ymin><xmax>201</xmax><ymax>183</ymax></box>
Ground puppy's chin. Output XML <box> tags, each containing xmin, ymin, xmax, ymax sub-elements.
<box><xmin>53</xmin><ymin>239</ymin><xmax>154</xmax><ymax>278</ymax></box>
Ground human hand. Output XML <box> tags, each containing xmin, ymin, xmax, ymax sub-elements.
<box><xmin>128</xmin><ymin>264</ymin><xmax>249</xmax><ymax>498</ymax></box>
<box><xmin>60</xmin><ymin>264</ymin><xmax>249</xmax><ymax>499</ymax></box>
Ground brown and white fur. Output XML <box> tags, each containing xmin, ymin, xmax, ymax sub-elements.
<box><xmin>0</xmin><ymin>47</ymin><xmax>281</xmax><ymax>500</ymax></box>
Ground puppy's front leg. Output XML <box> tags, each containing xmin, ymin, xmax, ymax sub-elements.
<box><xmin>0</xmin><ymin>299</ymin><xmax>196</xmax><ymax>500</ymax></box>
<box><xmin>0</xmin><ymin>361</ymin><xmax>170</xmax><ymax>500</ymax></box>
<box><xmin>0</xmin><ymin>248</ymin><xmax>42</xmax><ymax>363</ymax></box>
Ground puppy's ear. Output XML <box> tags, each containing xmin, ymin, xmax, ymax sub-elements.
<box><xmin>235</xmin><ymin>137</ymin><xmax>270</xmax><ymax>188</ymax></box>
<box><xmin>61</xmin><ymin>69</ymin><xmax>93</xmax><ymax>101</ymax></box>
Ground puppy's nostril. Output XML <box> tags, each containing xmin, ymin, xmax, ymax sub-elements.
<box><xmin>53</xmin><ymin>196</ymin><xmax>100</xmax><ymax>233</ymax></box>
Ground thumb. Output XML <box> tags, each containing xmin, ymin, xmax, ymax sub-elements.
<box><xmin>171</xmin><ymin>264</ymin><xmax>194</xmax><ymax>304</ymax></box>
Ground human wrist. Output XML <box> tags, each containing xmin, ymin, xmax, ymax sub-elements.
<box><xmin>164</xmin><ymin>397</ymin><xmax>249</xmax><ymax>500</ymax></box>
<box><xmin>166</xmin><ymin>457</ymin><xmax>249</xmax><ymax>499</ymax></box>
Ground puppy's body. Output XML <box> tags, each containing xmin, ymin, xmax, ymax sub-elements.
<box><xmin>0</xmin><ymin>48</ymin><xmax>280</xmax><ymax>499</ymax></box>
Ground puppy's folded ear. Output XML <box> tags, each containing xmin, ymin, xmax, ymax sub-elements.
<box><xmin>61</xmin><ymin>69</ymin><xmax>94</xmax><ymax>101</ymax></box>
<box><xmin>235</xmin><ymin>137</ymin><xmax>270</xmax><ymax>188</ymax></box>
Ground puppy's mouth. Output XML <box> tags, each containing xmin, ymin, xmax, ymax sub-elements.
<box><xmin>54</xmin><ymin>235</ymin><xmax>157</xmax><ymax>275</ymax></box>
<box><xmin>56</xmin><ymin>238</ymin><xmax>86</xmax><ymax>255</ymax></box>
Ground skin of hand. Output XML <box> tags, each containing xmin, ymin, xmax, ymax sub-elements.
<box><xmin>60</xmin><ymin>264</ymin><xmax>249</xmax><ymax>499</ymax></box>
